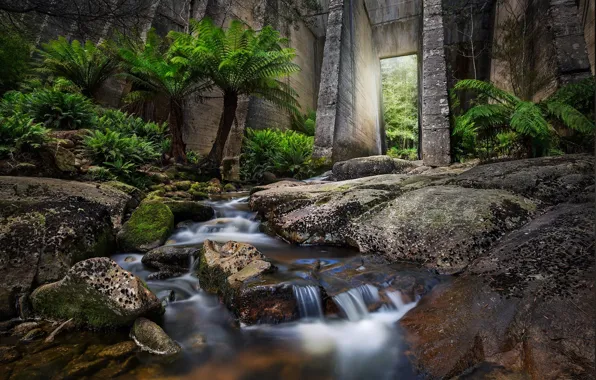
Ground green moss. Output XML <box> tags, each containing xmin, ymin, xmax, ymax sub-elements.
<box><xmin>104</xmin><ymin>181</ymin><xmax>140</xmax><ymax>196</ymax></box>
<box><xmin>118</xmin><ymin>202</ymin><xmax>174</xmax><ymax>252</ymax></box>
<box><xmin>188</xmin><ymin>190</ymin><xmax>208</xmax><ymax>200</ymax></box>
<box><xmin>223</xmin><ymin>183</ymin><xmax>237</xmax><ymax>192</ymax></box>
<box><xmin>175</xmin><ymin>181</ymin><xmax>192</xmax><ymax>191</ymax></box>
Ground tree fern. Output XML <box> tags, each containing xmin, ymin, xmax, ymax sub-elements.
<box><xmin>171</xmin><ymin>18</ymin><xmax>301</xmax><ymax>166</ymax></box>
<box><xmin>37</xmin><ymin>37</ymin><xmax>119</xmax><ymax>99</ymax></box>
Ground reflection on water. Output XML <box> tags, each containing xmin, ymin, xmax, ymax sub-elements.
<box><xmin>111</xmin><ymin>193</ymin><xmax>421</xmax><ymax>379</ymax></box>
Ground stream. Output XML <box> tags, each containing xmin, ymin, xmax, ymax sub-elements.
<box><xmin>111</xmin><ymin>193</ymin><xmax>424</xmax><ymax>379</ymax></box>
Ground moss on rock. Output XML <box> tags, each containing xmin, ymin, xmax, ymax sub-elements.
<box><xmin>117</xmin><ymin>202</ymin><xmax>174</xmax><ymax>252</ymax></box>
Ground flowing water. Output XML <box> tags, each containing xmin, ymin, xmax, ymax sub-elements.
<box><xmin>110</xmin><ymin>193</ymin><xmax>425</xmax><ymax>379</ymax></box>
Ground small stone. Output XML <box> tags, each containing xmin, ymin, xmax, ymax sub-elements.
<box><xmin>124</xmin><ymin>256</ymin><xmax>137</xmax><ymax>263</ymax></box>
<box><xmin>20</xmin><ymin>328</ymin><xmax>46</xmax><ymax>342</ymax></box>
<box><xmin>130</xmin><ymin>318</ymin><xmax>181</xmax><ymax>356</ymax></box>
<box><xmin>12</xmin><ymin>322</ymin><xmax>39</xmax><ymax>336</ymax></box>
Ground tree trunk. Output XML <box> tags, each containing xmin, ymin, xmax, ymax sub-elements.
<box><xmin>169</xmin><ymin>98</ymin><xmax>187</xmax><ymax>163</ymax></box>
<box><xmin>205</xmin><ymin>91</ymin><xmax>238</xmax><ymax>167</ymax></box>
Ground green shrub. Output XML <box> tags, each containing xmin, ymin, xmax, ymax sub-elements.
<box><xmin>87</xmin><ymin>166</ymin><xmax>115</xmax><ymax>181</ymax></box>
<box><xmin>241</xmin><ymin>128</ymin><xmax>322</xmax><ymax>181</ymax></box>
<box><xmin>291</xmin><ymin>109</ymin><xmax>316</xmax><ymax>136</ymax></box>
<box><xmin>26</xmin><ymin>90</ymin><xmax>97</xmax><ymax>130</ymax></box>
<box><xmin>84</xmin><ymin>129</ymin><xmax>160</xmax><ymax>165</ymax></box>
<box><xmin>97</xmin><ymin>109</ymin><xmax>168</xmax><ymax>143</ymax></box>
<box><xmin>387</xmin><ymin>147</ymin><xmax>418</xmax><ymax>161</ymax></box>
<box><xmin>0</xmin><ymin>114</ymin><xmax>50</xmax><ymax>158</ymax></box>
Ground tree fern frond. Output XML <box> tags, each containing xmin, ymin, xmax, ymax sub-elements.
<box><xmin>454</xmin><ymin>79</ymin><xmax>520</xmax><ymax>106</ymax></box>
<box><xmin>545</xmin><ymin>101</ymin><xmax>595</xmax><ymax>134</ymax></box>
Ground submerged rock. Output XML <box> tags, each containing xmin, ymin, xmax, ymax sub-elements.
<box><xmin>31</xmin><ymin>257</ymin><xmax>163</xmax><ymax>328</ymax></box>
<box><xmin>117</xmin><ymin>201</ymin><xmax>175</xmax><ymax>252</ymax></box>
<box><xmin>131</xmin><ymin>318</ymin><xmax>181</xmax><ymax>356</ymax></box>
<box><xmin>0</xmin><ymin>176</ymin><xmax>135</xmax><ymax>320</ymax></box>
<box><xmin>400</xmin><ymin>203</ymin><xmax>595</xmax><ymax>379</ymax></box>
<box><xmin>332</xmin><ymin>155</ymin><xmax>417</xmax><ymax>180</ymax></box>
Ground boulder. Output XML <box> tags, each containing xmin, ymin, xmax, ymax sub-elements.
<box><xmin>346</xmin><ymin>186</ymin><xmax>536</xmax><ymax>273</ymax></box>
<box><xmin>196</xmin><ymin>241</ymin><xmax>299</xmax><ymax>324</ymax></box>
<box><xmin>141</xmin><ymin>246</ymin><xmax>199</xmax><ymax>279</ymax></box>
<box><xmin>332</xmin><ymin>155</ymin><xmax>417</xmax><ymax>180</ymax></box>
<box><xmin>31</xmin><ymin>258</ymin><xmax>164</xmax><ymax>328</ymax></box>
<box><xmin>448</xmin><ymin>154</ymin><xmax>594</xmax><ymax>204</ymax></box>
<box><xmin>117</xmin><ymin>201</ymin><xmax>175</xmax><ymax>252</ymax></box>
<box><xmin>400</xmin><ymin>203</ymin><xmax>595</xmax><ymax>379</ymax></box>
<box><xmin>153</xmin><ymin>199</ymin><xmax>214</xmax><ymax>223</ymax></box>
<box><xmin>0</xmin><ymin>177</ymin><xmax>135</xmax><ymax>320</ymax></box>
<box><xmin>131</xmin><ymin>318</ymin><xmax>181</xmax><ymax>356</ymax></box>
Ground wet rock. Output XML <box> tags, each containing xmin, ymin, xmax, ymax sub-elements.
<box><xmin>41</xmin><ymin>144</ymin><xmax>77</xmax><ymax>173</ymax></box>
<box><xmin>93</xmin><ymin>356</ymin><xmax>138</xmax><ymax>378</ymax></box>
<box><xmin>117</xmin><ymin>201</ymin><xmax>175</xmax><ymax>252</ymax></box>
<box><xmin>156</xmin><ymin>290</ymin><xmax>176</xmax><ymax>306</ymax></box>
<box><xmin>44</xmin><ymin>319</ymin><xmax>75</xmax><ymax>343</ymax></box>
<box><xmin>31</xmin><ymin>258</ymin><xmax>164</xmax><ymax>328</ymax></box>
<box><xmin>130</xmin><ymin>318</ymin><xmax>181</xmax><ymax>356</ymax></box>
<box><xmin>400</xmin><ymin>203</ymin><xmax>595</xmax><ymax>379</ymax></box>
<box><xmin>11</xmin><ymin>322</ymin><xmax>39</xmax><ymax>336</ymax></box>
<box><xmin>332</xmin><ymin>155</ymin><xmax>417</xmax><ymax>180</ymax></box>
<box><xmin>8</xmin><ymin>343</ymin><xmax>83</xmax><ymax>380</ymax></box>
<box><xmin>97</xmin><ymin>341</ymin><xmax>137</xmax><ymax>359</ymax></box>
<box><xmin>0</xmin><ymin>177</ymin><xmax>133</xmax><ymax>320</ymax></box>
<box><xmin>142</xmin><ymin>246</ymin><xmax>199</xmax><ymax>280</ymax></box>
<box><xmin>347</xmin><ymin>186</ymin><xmax>536</xmax><ymax>273</ymax></box>
<box><xmin>448</xmin><ymin>154</ymin><xmax>594</xmax><ymax>204</ymax></box>
<box><xmin>0</xmin><ymin>346</ymin><xmax>20</xmax><ymax>364</ymax></box>
<box><xmin>62</xmin><ymin>358</ymin><xmax>107</xmax><ymax>378</ymax></box>
<box><xmin>196</xmin><ymin>241</ymin><xmax>297</xmax><ymax>324</ymax></box>
<box><xmin>250</xmin><ymin>180</ymin><xmax>305</xmax><ymax>195</ymax></box>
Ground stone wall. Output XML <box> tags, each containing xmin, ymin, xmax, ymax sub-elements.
<box><xmin>314</xmin><ymin>0</ymin><xmax>384</xmax><ymax>162</ymax></box>
<box><xmin>579</xmin><ymin>0</ymin><xmax>595</xmax><ymax>74</ymax></box>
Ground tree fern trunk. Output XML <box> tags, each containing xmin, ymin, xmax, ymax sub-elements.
<box><xmin>206</xmin><ymin>91</ymin><xmax>238</xmax><ymax>166</ymax></box>
<box><xmin>169</xmin><ymin>98</ymin><xmax>186</xmax><ymax>163</ymax></box>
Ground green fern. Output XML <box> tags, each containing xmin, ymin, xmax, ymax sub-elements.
<box><xmin>37</xmin><ymin>37</ymin><xmax>119</xmax><ymax>99</ymax></box>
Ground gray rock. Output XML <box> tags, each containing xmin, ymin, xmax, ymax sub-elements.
<box><xmin>347</xmin><ymin>186</ymin><xmax>536</xmax><ymax>273</ymax></box>
<box><xmin>130</xmin><ymin>318</ymin><xmax>181</xmax><ymax>356</ymax></box>
<box><xmin>31</xmin><ymin>258</ymin><xmax>164</xmax><ymax>328</ymax></box>
<box><xmin>401</xmin><ymin>203</ymin><xmax>595</xmax><ymax>379</ymax></box>
<box><xmin>0</xmin><ymin>177</ymin><xmax>135</xmax><ymax>320</ymax></box>
<box><xmin>141</xmin><ymin>246</ymin><xmax>199</xmax><ymax>275</ymax></box>
<box><xmin>332</xmin><ymin>155</ymin><xmax>417</xmax><ymax>180</ymax></box>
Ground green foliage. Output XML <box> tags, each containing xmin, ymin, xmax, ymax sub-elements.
<box><xmin>0</xmin><ymin>32</ymin><xmax>33</xmax><ymax>95</ymax></box>
<box><xmin>84</xmin><ymin>129</ymin><xmax>160</xmax><ymax>166</ymax></box>
<box><xmin>87</xmin><ymin>166</ymin><xmax>115</xmax><ymax>181</ymax></box>
<box><xmin>452</xmin><ymin>78</ymin><xmax>595</xmax><ymax>160</ymax></box>
<box><xmin>381</xmin><ymin>56</ymin><xmax>418</xmax><ymax>155</ymax></box>
<box><xmin>172</xmin><ymin>18</ymin><xmax>301</xmax><ymax>114</ymax></box>
<box><xmin>241</xmin><ymin>128</ymin><xmax>322</xmax><ymax>181</ymax></box>
<box><xmin>387</xmin><ymin>147</ymin><xmax>418</xmax><ymax>160</ymax></box>
<box><xmin>186</xmin><ymin>150</ymin><xmax>202</xmax><ymax>165</ymax></box>
<box><xmin>0</xmin><ymin>113</ymin><xmax>50</xmax><ymax>158</ymax></box>
<box><xmin>97</xmin><ymin>109</ymin><xmax>168</xmax><ymax>143</ymax></box>
<box><xmin>26</xmin><ymin>90</ymin><xmax>97</xmax><ymax>130</ymax></box>
<box><xmin>37</xmin><ymin>37</ymin><xmax>119</xmax><ymax>98</ymax></box>
<box><xmin>291</xmin><ymin>109</ymin><xmax>316</xmax><ymax>136</ymax></box>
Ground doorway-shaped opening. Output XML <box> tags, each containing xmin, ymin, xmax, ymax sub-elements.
<box><xmin>380</xmin><ymin>55</ymin><xmax>419</xmax><ymax>160</ymax></box>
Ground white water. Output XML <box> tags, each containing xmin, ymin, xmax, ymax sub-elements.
<box><xmin>293</xmin><ymin>285</ymin><xmax>324</xmax><ymax>319</ymax></box>
<box><xmin>114</xmin><ymin>195</ymin><xmax>421</xmax><ymax>379</ymax></box>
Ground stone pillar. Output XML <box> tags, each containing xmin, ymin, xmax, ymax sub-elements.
<box><xmin>420</xmin><ymin>0</ymin><xmax>451</xmax><ymax>167</ymax></box>
<box><xmin>313</xmin><ymin>0</ymin><xmax>345</xmax><ymax>161</ymax></box>
<box><xmin>548</xmin><ymin>0</ymin><xmax>593</xmax><ymax>84</ymax></box>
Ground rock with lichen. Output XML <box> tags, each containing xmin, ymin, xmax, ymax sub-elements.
<box><xmin>0</xmin><ymin>176</ymin><xmax>135</xmax><ymax>320</ymax></box>
<box><xmin>197</xmin><ymin>240</ymin><xmax>299</xmax><ymax>324</ymax></box>
<box><xmin>130</xmin><ymin>318</ymin><xmax>181</xmax><ymax>356</ymax></box>
<box><xmin>117</xmin><ymin>201</ymin><xmax>174</xmax><ymax>252</ymax></box>
<box><xmin>30</xmin><ymin>258</ymin><xmax>164</xmax><ymax>328</ymax></box>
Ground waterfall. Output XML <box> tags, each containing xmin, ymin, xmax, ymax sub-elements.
<box><xmin>333</xmin><ymin>285</ymin><xmax>380</xmax><ymax>321</ymax></box>
<box><xmin>293</xmin><ymin>285</ymin><xmax>324</xmax><ymax>319</ymax></box>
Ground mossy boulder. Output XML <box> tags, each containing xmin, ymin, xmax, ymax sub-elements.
<box><xmin>131</xmin><ymin>318</ymin><xmax>181</xmax><ymax>356</ymax></box>
<box><xmin>117</xmin><ymin>202</ymin><xmax>175</xmax><ymax>252</ymax></box>
<box><xmin>30</xmin><ymin>258</ymin><xmax>164</xmax><ymax>329</ymax></box>
<box><xmin>0</xmin><ymin>177</ymin><xmax>135</xmax><ymax>320</ymax></box>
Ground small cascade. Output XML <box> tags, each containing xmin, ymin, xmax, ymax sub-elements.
<box><xmin>333</xmin><ymin>285</ymin><xmax>379</xmax><ymax>321</ymax></box>
<box><xmin>293</xmin><ymin>285</ymin><xmax>324</xmax><ymax>319</ymax></box>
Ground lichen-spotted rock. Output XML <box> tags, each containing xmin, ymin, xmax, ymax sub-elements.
<box><xmin>31</xmin><ymin>258</ymin><xmax>163</xmax><ymax>328</ymax></box>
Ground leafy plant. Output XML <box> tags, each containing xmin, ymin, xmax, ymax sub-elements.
<box><xmin>26</xmin><ymin>90</ymin><xmax>97</xmax><ymax>130</ymax></box>
<box><xmin>37</xmin><ymin>37</ymin><xmax>119</xmax><ymax>99</ymax></box>
<box><xmin>291</xmin><ymin>109</ymin><xmax>316</xmax><ymax>136</ymax></box>
<box><xmin>117</xmin><ymin>30</ymin><xmax>210</xmax><ymax>162</ymax></box>
<box><xmin>97</xmin><ymin>109</ymin><xmax>168</xmax><ymax>143</ymax></box>
<box><xmin>387</xmin><ymin>147</ymin><xmax>418</xmax><ymax>160</ymax></box>
<box><xmin>452</xmin><ymin>78</ymin><xmax>595</xmax><ymax>159</ymax></box>
<box><xmin>0</xmin><ymin>114</ymin><xmax>50</xmax><ymax>158</ymax></box>
<box><xmin>87</xmin><ymin>166</ymin><xmax>115</xmax><ymax>181</ymax></box>
<box><xmin>186</xmin><ymin>150</ymin><xmax>202</xmax><ymax>165</ymax></box>
<box><xmin>241</xmin><ymin>128</ymin><xmax>321</xmax><ymax>181</ymax></box>
<box><xmin>171</xmin><ymin>18</ymin><xmax>300</xmax><ymax>166</ymax></box>
<box><xmin>83</xmin><ymin>129</ymin><xmax>160</xmax><ymax>165</ymax></box>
